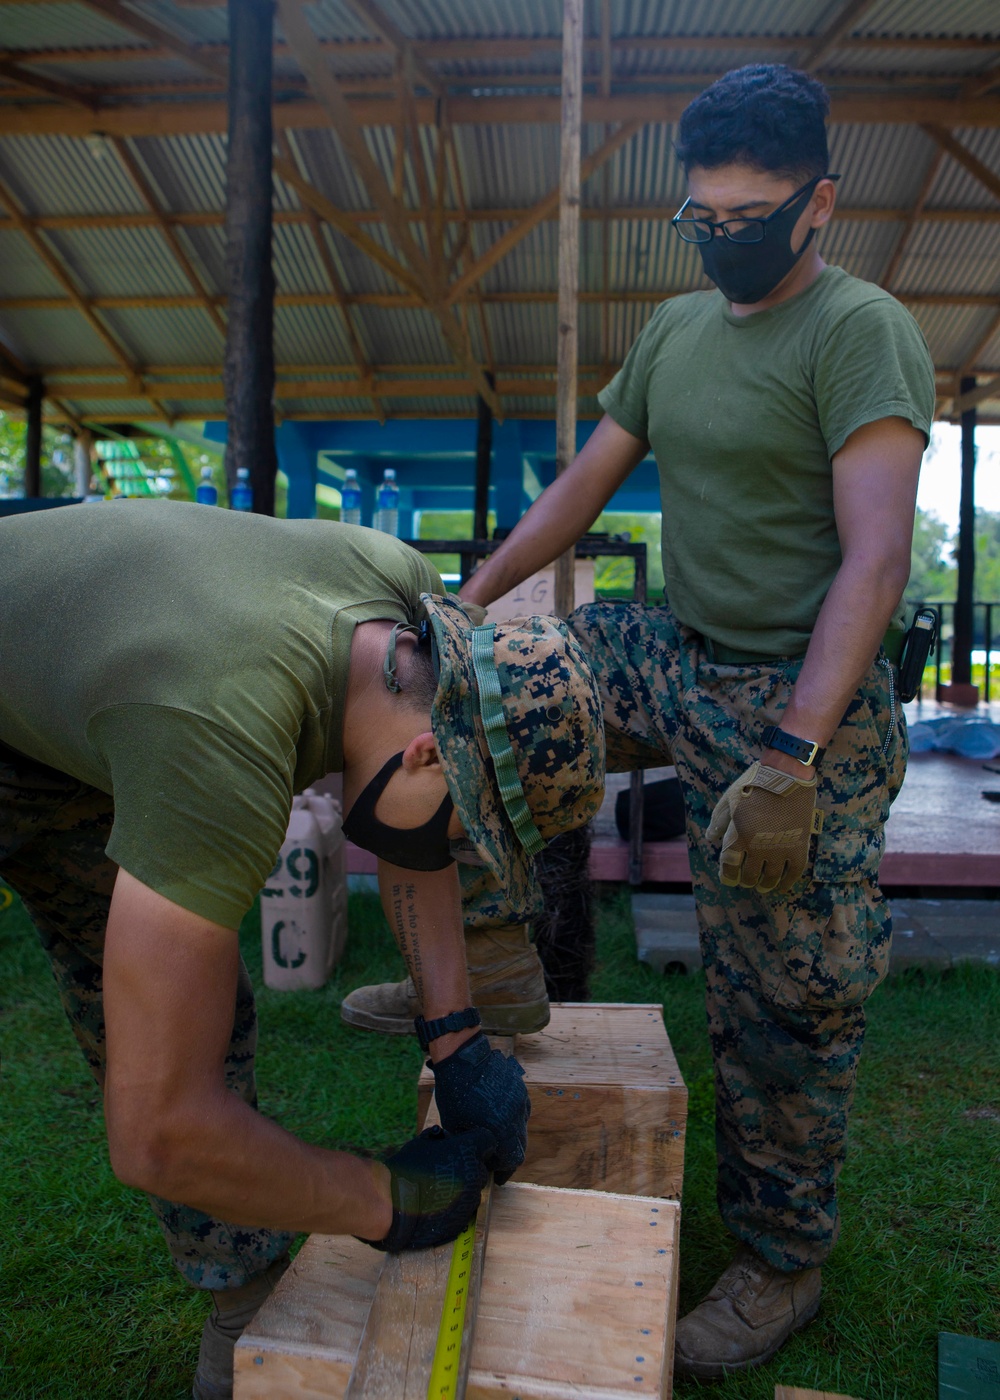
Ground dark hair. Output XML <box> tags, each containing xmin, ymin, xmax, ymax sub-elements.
<box><xmin>675</xmin><ymin>65</ymin><xmax>831</xmax><ymax>182</ymax></box>
<box><xmin>400</xmin><ymin>635</ymin><xmax>439</xmax><ymax>712</ymax></box>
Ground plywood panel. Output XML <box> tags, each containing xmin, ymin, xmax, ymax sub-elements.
<box><xmin>774</xmin><ymin>1388</ymin><xmax>863</xmax><ymax>1400</ymax></box>
<box><xmin>418</xmin><ymin>1004</ymin><xmax>687</xmax><ymax>1198</ymax></box>
<box><xmin>235</xmin><ymin>1183</ymin><xmax>680</xmax><ymax>1400</ymax></box>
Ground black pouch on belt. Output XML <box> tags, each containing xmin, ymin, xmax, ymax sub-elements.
<box><xmin>898</xmin><ymin>607</ymin><xmax>939</xmax><ymax>704</ymax></box>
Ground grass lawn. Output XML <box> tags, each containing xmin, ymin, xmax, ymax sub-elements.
<box><xmin>1</xmin><ymin>883</ymin><xmax>998</xmax><ymax>1399</ymax></box>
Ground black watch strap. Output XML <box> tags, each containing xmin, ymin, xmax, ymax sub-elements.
<box><xmin>414</xmin><ymin>1006</ymin><xmax>482</xmax><ymax>1051</ymax></box>
<box><xmin>761</xmin><ymin>724</ymin><xmax>824</xmax><ymax>766</ymax></box>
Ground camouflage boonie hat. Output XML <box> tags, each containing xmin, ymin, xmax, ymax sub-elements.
<box><xmin>421</xmin><ymin>593</ymin><xmax>606</xmax><ymax>912</ymax></box>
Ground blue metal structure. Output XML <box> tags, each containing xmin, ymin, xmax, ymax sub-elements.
<box><xmin>203</xmin><ymin>418</ymin><xmax>661</xmax><ymax>527</ymax></box>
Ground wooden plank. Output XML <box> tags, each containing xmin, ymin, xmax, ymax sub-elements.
<box><xmin>955</xmin><ymin>370</ymin><xmax>1000</xmax><ymax>412</ymax></box>
<box><xmin>0</xmin><ymin>57</ymin><xmax>96</xmax><ymax>108</ymax></box>
<box><xmin>774</xmin><ymin>1389</ymin><xmax>862</xmax><ymax>1400</ymax></box>
<box><xmin>275</xmin><ymin>0</ymin><xmax>500</xmax><ymax>416</ymax></box>
<box><xmin>3</xmin><ymin>92</ymin><xmax>1000</xmax><ymax>142</ymax></box>
<box><xmin>235</xmin><ymin>1183</ymin><xmax>679</xmax><ymax>1400</ymax></box>
<box><xmin>444</xmin><ymin>119</ymin><xmax>641</xmax><ymax>307</ymax></box>
<box><xmin>110</xmin><ymin>136</ymin><xmax>227</xmax><ymax>338</ymax></box>
<box><xmin>879</xmin><ymin>146</ymin><xmax>945</xmax><ymax>290</ymax></box>
<box><xmin>419</xmin><ymin>1004</ymin><xmax>687</xmax><ymax>1200</ymax></box>
<box><xmin>797</xmin><ymin>0</ymin><xmax>882</xmax><ymax>72</ymax></box>
<box><xmin>80</xmin><ymin>0</ymin><xmax>228</xmax><ymax>82</ymax></box>
<box><xmin>344</xmin><ymin>1182</ymin><xmax>492</xmax><ymax>1400</ymax></box>
<box><xmin>3</xmin><ymin>204</ymin><xmax>999</xmax><ymax>233</ymax></box>
<box><xmin>553</xmin><ymin>0</ymin><xmax>583</xmax><ymax>620</ymax></box>
<box><xmin>921</xmin><ymin>122</ymin><xmax>1000</xmax><ymax>202</ymax></box>
<box><xmin>589</xmin><ymin>840</ymin><xmax>1000</xmax><ymax>887</ymax></box>
<box><xmin>11</xmin><ymin>33</ymin><xmax>1000</xmax><ymax>65</ymax></box>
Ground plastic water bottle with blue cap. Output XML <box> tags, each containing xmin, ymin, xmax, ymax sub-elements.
<box><xmin>341</xmin><ymin>468</ymin><xmax>362</xmax><ymax>526</ymax></box>
<box><xmin>195</xmin><ymin>465</ymin><xmax>218</xmax><ymax>506</ymax></box>
<box><xmin>374</xmin><ymin>467</ymin><xmax>399</xmax><ymax>536</ymax></box>
<box><xmin>230</xmin><ymin>466</ymin><xmax>253</xmax><ymax>512</ymax></box>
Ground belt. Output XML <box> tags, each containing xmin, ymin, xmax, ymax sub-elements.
<box><xmin>702</xmin><ymin>628</ymin><xmax>905</xmax><ymax>668</ymax></box>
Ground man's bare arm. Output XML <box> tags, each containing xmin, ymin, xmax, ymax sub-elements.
<box><xmin>460</xmin><ymin>415</ymin><xmax>648</xmax><ymax>608</ymax></box>
<box><xmin>377</xmin><ymin>859</ymin><xmax>476</xmax><ymax>1063</ymax></box>
<box><xmin>765</xmin><ymin>415</ymin><xmax>924</xmax><ymax>774</ymax></box>
<box><xmin>103</xmin><ymin>869</ymin><xmax>392</xmax><ymax>1239</ymax></box>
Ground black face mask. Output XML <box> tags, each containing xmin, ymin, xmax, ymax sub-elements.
<box><xmin>696</xmin><ymin>178</ymin><xmax>823</xmax><ymax>306</ymax></box>
<box><xmin>342</xmin><ymin>751</ymin><xmax>455</xmax><ymax>871</ymax></box>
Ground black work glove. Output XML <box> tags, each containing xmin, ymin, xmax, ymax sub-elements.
<box><xmin>431</xmin><ymin>1031</ymin><xmax>530</xmax><ymax>1185</ymax></box>
<box><xmin>359</xmin><ymin>1124</ymin><xmax>494</xmax><ymax>1253</ymax></box>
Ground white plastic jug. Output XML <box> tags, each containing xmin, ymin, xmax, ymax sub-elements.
<box><xmin>261</xmin><ymin>788</ymin><xmax>348</xmax><ymax>990</ymax></box>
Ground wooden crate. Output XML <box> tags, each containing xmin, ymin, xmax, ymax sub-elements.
<box><xmin>417</xmin><ymin>1003</ymin><xmax>687</xmax><ymax>1199</ymax></box>
<box><xmin>774</xmin><ymin>1390</ymin><xmax>862</xmax><ymax>1400</ymax></box>
<box><xmin>235</xmin><ymin>1182</ymin><xmax>680</xmax><ymax>1400</ymax></box>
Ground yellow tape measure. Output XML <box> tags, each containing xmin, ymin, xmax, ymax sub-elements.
<box><xmin>0</xmin><ymin>885</ymin><xmax>13</xmax><ymax>913</ymax></box>
<box><xmin>426</xmin><ymin>1218</ymin><xmax>476</xmax><ymax>1400</ymax></box>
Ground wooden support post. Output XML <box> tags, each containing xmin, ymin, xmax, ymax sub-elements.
<box><xmin>951</xmin><ymin>375</ymin><xmax>978</xmax><ymax>698</ymax></box>
<box><xmin>554</xmin><ymin>0</ymin><xmax>583</xmax><ymax>619</ymax></box>
<box><xmin>224</xmin><ymin>0</ymin><xmax>277</xmax><ymax>515</ymax></box>
<box><xmin>473</xmin><ymin>373</ymin><xmax>494</xmax><ymax>541</ymax></box>
<box><xmin>73</xmin><ymin>428</ymin><xmax>94</xmax><ymax>496</ymax></box>
<box><xmin>24</xmin><ymin>375</ymin><xmax>43</xmax><ymax>497</ymax></box>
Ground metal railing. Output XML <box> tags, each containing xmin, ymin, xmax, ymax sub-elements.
<box><xmin>906</xmin><ymin>600</ymin><xmax>999</xmax><ymax>703</ymax></box>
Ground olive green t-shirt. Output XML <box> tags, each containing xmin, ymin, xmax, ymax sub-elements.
<box><xmin>598</xmin><ymin>265</ymin><xmax>936</xmax><ymax>655</ymax></box>
<box><xmin>0</xmin><ymin>501</ymin><xmax>442</xmax><ymax>928</ymax></box>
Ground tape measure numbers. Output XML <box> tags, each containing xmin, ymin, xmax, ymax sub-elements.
<box><xmin>426</xmin><ymin>1218</ymin><xmax>476</xmax><ymax>1400</ymax></box>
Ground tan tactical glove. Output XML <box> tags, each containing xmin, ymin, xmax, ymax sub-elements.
<box><xmin>706</xmin><ymin>761</ymin><xmax>824</xmax><ymax>894</ymax></box>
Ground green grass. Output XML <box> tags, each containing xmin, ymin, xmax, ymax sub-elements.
<box><xmin>1</xmin><ymin>886</ymin><xmax>998</xmax><ymax>1399</ymax></box>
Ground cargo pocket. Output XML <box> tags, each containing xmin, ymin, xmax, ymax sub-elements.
<box><xmin>811</xmin><ymin>661</ymin><xmax>899</xmax><ymax>885</ymax></box>
<box><xmin>762</xmin><ymin>881</ymin><xmax>893</xmax><ymax>1012</ymax></box>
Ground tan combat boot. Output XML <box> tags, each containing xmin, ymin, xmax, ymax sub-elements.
<box><xmin>340</xmin><ymin>924</ymin><xmax>550</xmax><ymax>1037</ymax></box>
<box><xmin>191</xmin><ymin>1252</ymin><xmax>290</xmax><ymax>1399</ymax></box>
<box><xmin>674</xmin><ymin>1245</ymin><xmax>821</xmax><ymax>1380</ymax></box>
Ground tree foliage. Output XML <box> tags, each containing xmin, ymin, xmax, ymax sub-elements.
<box><xmin>0</xmin><ymin>411</ymin><xmax>75</xmax><ymax>497</ymax></box>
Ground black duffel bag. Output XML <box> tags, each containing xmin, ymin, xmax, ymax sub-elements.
<box><xmin>614</xmin><ymin>777</ymin><xmax>686</xmax><ymax>843</ymax></box>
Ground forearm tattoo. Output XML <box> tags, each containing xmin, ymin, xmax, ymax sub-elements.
<box><xmin>390</xmin><ymin>882</ymin><xmax>423</xmax><ymax>1002</ymax></box>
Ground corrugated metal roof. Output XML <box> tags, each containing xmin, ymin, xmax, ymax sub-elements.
<box><xmin>273</xmin><ymin>302</ymin><xmax>356</xmax><ymax>363</ymax></box>
<box><xmin>128</xmin><ymin>0</ymin><xmax>228</xmax><ymax>46</ymax></box>
<box><xmin>908</xmin><ymin>302</ymin><xmax>989</xmax><ymax>367</ymax></box>
<box><xmin>1</xmin><ymin>0</ymin><xmax>998</xmax><ymax>426</ymax></box>
<box><xmin>894</xmin><ymin>220</ymin><xmax>1000</xmax><ymax>296</ymax></box>
<box><xmin>823</xmin><ymin>214</ymin><xmax>901</xmax><ymax>284</ymax></box>
<box><xmin>99</xmin><ymin>304</ymin><xmax>220</xmax><ymax>363</ymax></box>
<box><xmin>930</xmin><ymin>128</ymin><xmax>1000</xmax><ymax>209</ymax></box>
<box><xmin>828</xmin><ymin>124</ymin><xmax>940</xmax><ymax>209</ymax></box>
<box><xmin>862</xmin><ymin>0</ymin><xmax>1000</xmax><ymax>38</ymax></box>
<box><xmin>133</xmin><ymin>134</ymin><xmax>229</xmax><ymax>212</ymax></box>
<box><xmin>0</xmin><ymin>2</ymin><xmax>136</xmax><ymax>51</ymax></box>
<box><xmin>0</xmin><ymin>307</ymin><xmax>116</xmax><ymax>365</ymax></box>
<box><xmin>0</xmin><ymin>134</ymin><xmax>142</xmax><ymax>215</ymax></box>
<box><xmin>0</xmin><ymin>228</ymin><xmax>66</xmax><ymax>296</ymax></box>
<box><xmin>51</xmin><ymin>224</ymin><xmax>194</xmax><ymax>296</ymax></box>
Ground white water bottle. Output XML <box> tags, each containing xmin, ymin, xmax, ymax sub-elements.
<box><xmin>374</xmin><ymin>467</ymin><xmax>399</xmax><ymax>536</ymax></box>
<box><xmin>341</xmin><ymin>468</ymin><xmax>362</xmax><ymax>526</ymax></box>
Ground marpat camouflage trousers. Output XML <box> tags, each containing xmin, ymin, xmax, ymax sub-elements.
<box><xmin>566</xmin><ymin>602</ymin><xmax>906</xmax><ymax>1271</ymax></box>
<box><xmin>0</xmin><ymin>742</ymin><xmax>295</xmax><ymax>1290</ymax></box>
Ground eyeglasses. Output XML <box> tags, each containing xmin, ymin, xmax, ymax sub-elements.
<box><xmin>671</xmin><ymin>173</ymin><xmax>840</xmax><ymax>245</ymax></box>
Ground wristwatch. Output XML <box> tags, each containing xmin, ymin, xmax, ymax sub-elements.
<box><xmin>414</xmin><ymin>1006</ymin><xmax>482</xmax><ymax>1051</ymax></box>
<box><xmin>761</xmin><ymin>724</ymin><xmax>824</xmax><ymax>767</ymax></box>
